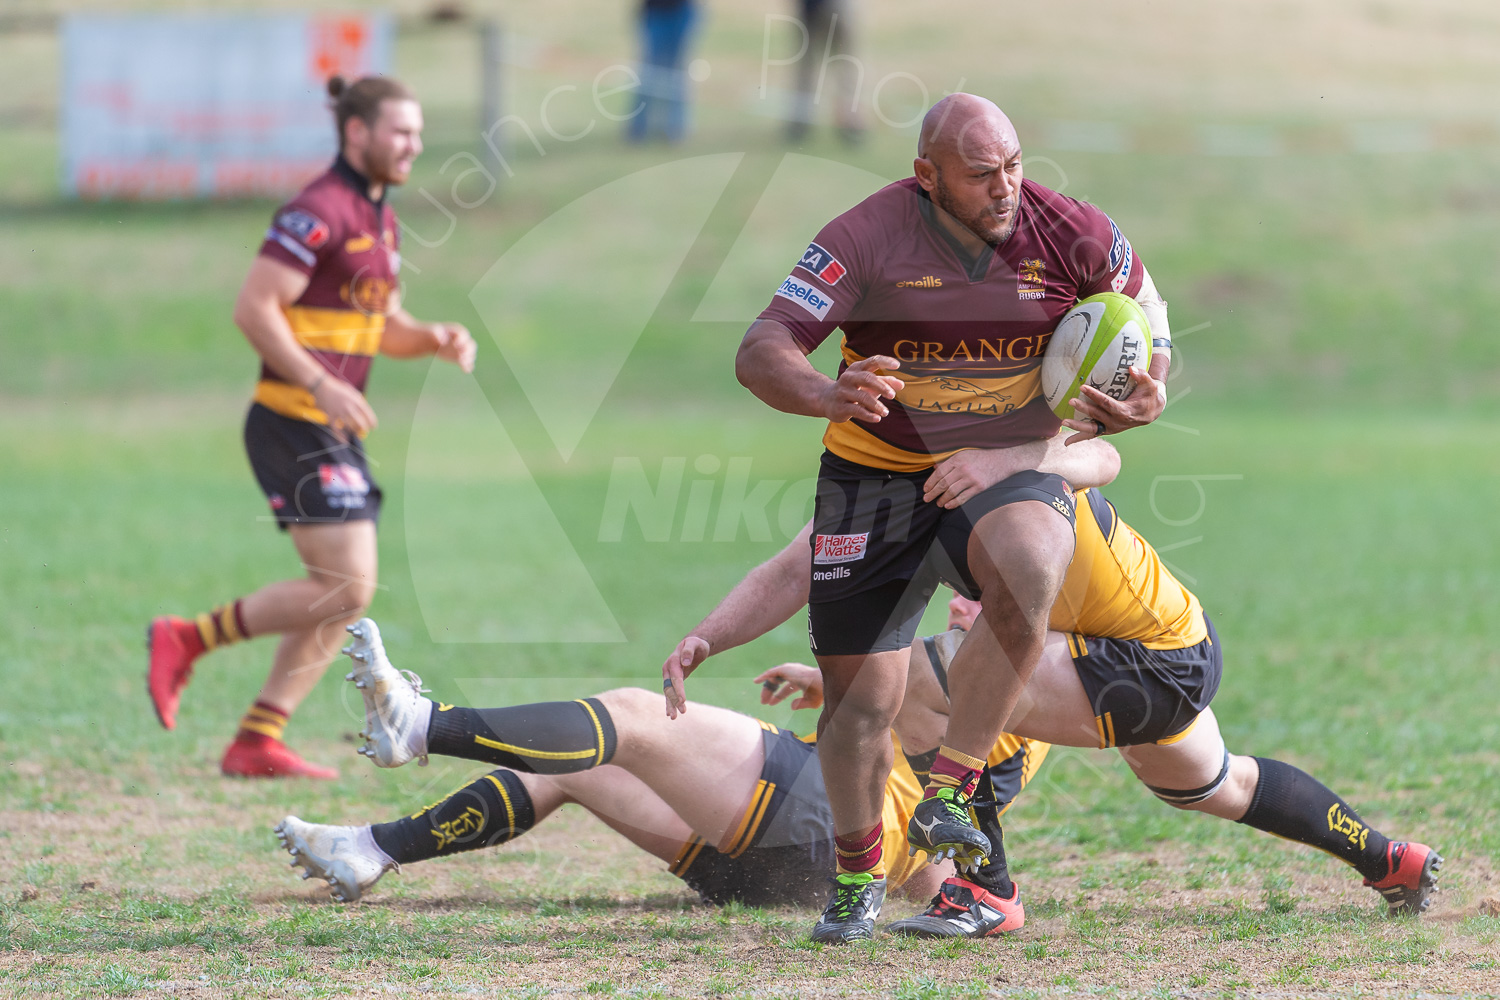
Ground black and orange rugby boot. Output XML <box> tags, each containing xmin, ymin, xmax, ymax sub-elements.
<box><xmin>887</xmin><ymin>875</ymin><xmax>1025</xmax><ymax>938</ymax></box>
<box><xmin>1364</xmin><ymin>841</ymin><xmax>1443</xmax><ymax>916</ymax></box>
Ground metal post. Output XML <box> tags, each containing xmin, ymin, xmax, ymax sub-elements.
<box><xmin>480</xmin><ymin>19</ymin><xmax>503</xmax><ymax>168</ymax></box>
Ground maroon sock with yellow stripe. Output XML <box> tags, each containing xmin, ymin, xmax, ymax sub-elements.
<box><xmin>835</xmin><ymin>823</ymin><xmax>885</xmax><ymax>877</ymax></box>
<box><xmin>923</xmin><ymin>745</ymin><xmax>987</xmax><ymax>800</ymax></box>
<box><xmin>425</xmin><ymin>699</ymin><xmax>617</xmax><ymax>775</ymax></box>
<box><xmin>235</xmin><ymin>700</ymin><xmax>288</xmax><ymax>744</ymax></box>
<box><xmin>370</xmin><ymin>769</ymin><xmax>536</xmax><ymax>863</ymax></box>
<box><xmin>195</xmin><ymin>600</ymin><xmax>250</xmax><ymax>654</ymax></box>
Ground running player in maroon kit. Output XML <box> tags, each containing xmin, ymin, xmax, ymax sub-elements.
<box><xmin>733</xmin><ymin>94</ymin><xmax>1173</xmax><ymax>939</ymax></box>
<box><xmin>146</xmin><ymin>76</ymin><xmax>477</xmax><ymax>778</ymax></box>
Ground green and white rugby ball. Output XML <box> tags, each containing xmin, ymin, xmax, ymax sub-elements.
<box><xmin>1041</xmin><ymin>292</ymin><xmax>1152</xmax><ymax>419</ymax></box>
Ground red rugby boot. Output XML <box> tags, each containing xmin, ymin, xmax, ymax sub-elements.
<box><xmin>1364</xmin><ymin>841</ymin><xmax>1442</xmax><ymax>916</ymax></box>
<box><xmin>887</xmin><ymin>876</ymin><xmax>1025</xmax><ymax>937</ymax></box>
<box><xmin>146</xmin><ymin>616</ymin><xmax>205</xmax><ymax>730</ymax></box>
<box><xmin>221</xmin><ymin>735</ymin><xmax>339</xmax><ymax>780</ymax></box>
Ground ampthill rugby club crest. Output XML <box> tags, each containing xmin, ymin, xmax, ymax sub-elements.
<box><xmin>1018</xmin><ymin>258</ymin><xmax>1046</xmax><ymax>300</ymax></box>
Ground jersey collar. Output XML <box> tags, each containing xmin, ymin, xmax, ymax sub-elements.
<box><xmin>915</xmin><ymin>185</ymin><xmax>1022</xmax><ymax>283</ymax></box>
<box><xmin>332</xmin><ymin>154</ymin><xmax>386</xmax><ymax>208</ymax></box>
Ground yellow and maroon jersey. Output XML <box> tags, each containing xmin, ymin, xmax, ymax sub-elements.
<box><xmin>254</xmin><ymin>156</ymin><xmax>400</xmax><ymax>425</ymax></box>
<box><xmin>881</xmin><ymin>731</ymin><xmax>1048</xmax><ymax>889</ymax></box>
<box><xmin>758</xmin><ymin>177</ymin><xmax>1145</xmax><ymax>472</ymax></box>
<box><xmin>1051</xmin><ymin>489</ymin><xmax>1207</xmax><ymax>650</ymax></box>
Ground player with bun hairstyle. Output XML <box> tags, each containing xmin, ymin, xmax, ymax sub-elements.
<box><xmin>146</xmin><ymin>74</ymin><xmax>477</xmax><ymax>778</ymax></box>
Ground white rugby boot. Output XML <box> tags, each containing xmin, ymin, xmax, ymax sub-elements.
<box><xmin>275</xmin><ymin>816</ymin><xmax>396</xmax><ymax>903</ymax></box>
<box><xmin>343</xmin><ymin>617</ymin><xmax>432</xmax><ymax>768</ymax></box>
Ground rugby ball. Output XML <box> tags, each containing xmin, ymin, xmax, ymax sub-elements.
<box><xmin>1041</xmin><ymin>292</ymin><xmax>1152</xmax><ymax>419</ymax></box>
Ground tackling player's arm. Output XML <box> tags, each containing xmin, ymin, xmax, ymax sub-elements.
<box><xmin>735</xmin><ymin>320</ymin><xmax>903</xmax><ymax>424</ymax></box>
<box><xmin>922</xmin><ymin>432</ymin><xmax>1122</xmax><ymax>509</ymax></box>
<box><xmin>233</xmin><ymin>256</ymin><xmax>377</xmax><ymax>437</ymax></box>
<box><xmin>663</xmin><ymin>520</ymin><xmax>814</xmax><ymax>718</ymax></box>
<box><xmin>379</xmin><ymin>306</ymin><xmax>477</xmax><ymax>372</ymax></box>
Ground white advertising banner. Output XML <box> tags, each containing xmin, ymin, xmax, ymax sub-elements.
<box><xmin>62</xmin><ymin>12</ymin><xmax>393</xmax><ymax>199</ymax></box>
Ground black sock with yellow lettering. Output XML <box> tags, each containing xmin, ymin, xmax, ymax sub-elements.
<box><xmin>425</xmin><ymin>699</ymin><xmax>617</xmax><ymax>775</ymax></box>
<box><xmin>370</xmin><ymin>769</ymin><xmax>535</xmax><ymax>864</ymax></box>
<box><xmin>966</xmin><ymin>785</ymin><xmax>1014</xmax><ymax>897</ymax></box>
<box><xmin>1238</xmin><ymin>757</ymin><xmax>1391</xmax><ymax>882</ymax></box>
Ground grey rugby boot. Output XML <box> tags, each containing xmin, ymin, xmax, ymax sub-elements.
<box><xmin>343</xmin><ymin>618</ymin><xmax>431</xmax><ymax>768</ymax></box>
<box><xmin>275</xmin><ymin>816</ymin><xmax>396</xmax><ymax>903</ymax></box>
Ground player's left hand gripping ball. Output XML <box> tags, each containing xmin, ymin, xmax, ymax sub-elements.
<box><xmin>1065</xmin><ymin>367</ymin><xmax>1165</xmax><ymax>441</ymax></box>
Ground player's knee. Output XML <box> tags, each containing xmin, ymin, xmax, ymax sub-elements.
<box><xmin>825</xmin><ymin>694</ymin><xmax>898</xmax><ymax>742</ymax></box>
<box><xmin>594</xmin><ymin>686</ymin><xmax>657</xmax><ymax>719</ymax></box>
<box><xmin>1142</xmin><ymin>750</ymin><xmax>1232</xmax><ymax>812</ymax></box>
<box><xmin>342</xmin><ymin>586</ymin><xmax>376</xmax><ymax>618</ymax></box>
<box><xmin>317</xmin><ymin>577</ymin><xmax>377</xmax><ymax>618</ymax></box>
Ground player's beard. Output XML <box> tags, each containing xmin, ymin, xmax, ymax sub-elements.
<box><xmin>365</xmin><ymin>146</ymin><xmax>412</xmax><ymax>188</ymax></box>
<box><xmin>932</xmin><ymin>175</ymin><xmax>1018</xmax><ymax>246</ymax></box>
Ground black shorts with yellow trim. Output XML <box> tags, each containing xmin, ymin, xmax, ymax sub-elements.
<box><xmin>244</xmin><ymin>403</ymin><xmax>382</xmax><ymax>531</ymax></box>
<box><xmin>1068</xmin><ymin>614</ymin><xmax>1222</xmax><ymax>748</ymax></box>
<box><xmin>669</xmin><ymin>723</ymin><xmax>834</xmax><ymax>908</ymax></box>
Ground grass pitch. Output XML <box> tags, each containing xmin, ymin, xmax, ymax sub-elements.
<box><xmin>4</xmin><ymin>1</ymin><xmax>1500</xmax><ymax>996</ymax></box>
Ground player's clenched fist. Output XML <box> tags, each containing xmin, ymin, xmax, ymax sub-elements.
<box><xmin>435</xmin><ymin>323</ymin><xmax>477</xmax><ymax>373</ymax></box>
<box><xmin>313</xmin><ymin>376</ymin><xmax>378</xmax><ymax>440</ymax></box>
<box><xmin>820</xmin><ymin>355</ymin><xmax>903</xmax><ymax>423</ymax></box>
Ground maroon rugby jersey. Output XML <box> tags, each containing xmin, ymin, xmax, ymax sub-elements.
<box><xmin>253</xmin><ymin>156</ymin><xmax>401</xmax><ymax>426</ymax></box>
<box><xmin>757</xmin><ymin>177</ymin><xmax>1144</xmax><ymax>471</ymax></box>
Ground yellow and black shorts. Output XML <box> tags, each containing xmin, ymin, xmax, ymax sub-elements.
<box><xmin>1069</xmin><ymin>614</ymin><xmax>1222</xmax><ymax>748</ymax></box>
<box><xmin>669</xmin><ymin>723</ymin><xmax>834</xmax><ymax>908</ymax></box>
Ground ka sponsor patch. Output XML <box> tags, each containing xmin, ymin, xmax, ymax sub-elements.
<box><xmin>775</xmin><ymin>276</ymin><xmax>835</xmax><ymax>319</ymax></box>
<box><xmin>795</xmin><ymin>242</ymin><xmax>847</xmax><ymax>286</ymax></box>
<box><xmin>813</xmin><ymin>532</ymin><xmax>869</xmax><ymax>565</ymax></box>
<box><xmin>276</xmin><ymin>209</ymin><xmax>331</xmax><ymax>249</ymax></box>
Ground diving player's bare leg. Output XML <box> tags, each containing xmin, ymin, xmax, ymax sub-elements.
<box><xmin>521</xmin><ymin>768</ymin><xmax>695</xmax><ymax>862</ymax></box>
<box><xmin>587</xmin><ymin>689</ymin><xmax>766</xmax><ymax>849</ymax></box>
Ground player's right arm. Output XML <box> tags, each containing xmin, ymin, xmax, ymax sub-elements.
<box><xmin>232</xmin><ymin>256</ymin><xmax>377</xmax><ymax>437</ymax></box>
<box><xmin>735</xmin><ymin>320</ymin><xmax>902</xmax><ymax>424</ymax></box>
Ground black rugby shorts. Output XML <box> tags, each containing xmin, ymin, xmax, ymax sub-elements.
<box><xmin>1068</xmin><ymin>614</ymin><xmax>1222</xmax><ymax>748</ymax></box>
<box><xmin>671</xmin><ymin>724</ymin><xmax>833</xmax><ymax>907</ymax></box>
<box><xmin>244</xmin><ymin>403</ymin><xmax>382</xmax><ymax>531</ymax></box>
<box><xmin>806</xmin><ymin>451</ymin><xmax>1076</xmax><ymax>656</ymax></box>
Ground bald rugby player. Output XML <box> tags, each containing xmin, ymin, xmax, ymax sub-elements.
<box><xmin>147</xmin><ymin>75</ymin><xmax>477</xmax><ymax>777</ymax></box>
<box><xmin>734</xmin><ymin>93</ymin><xmax>1172</xmax><ymax>937</ymax></box>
